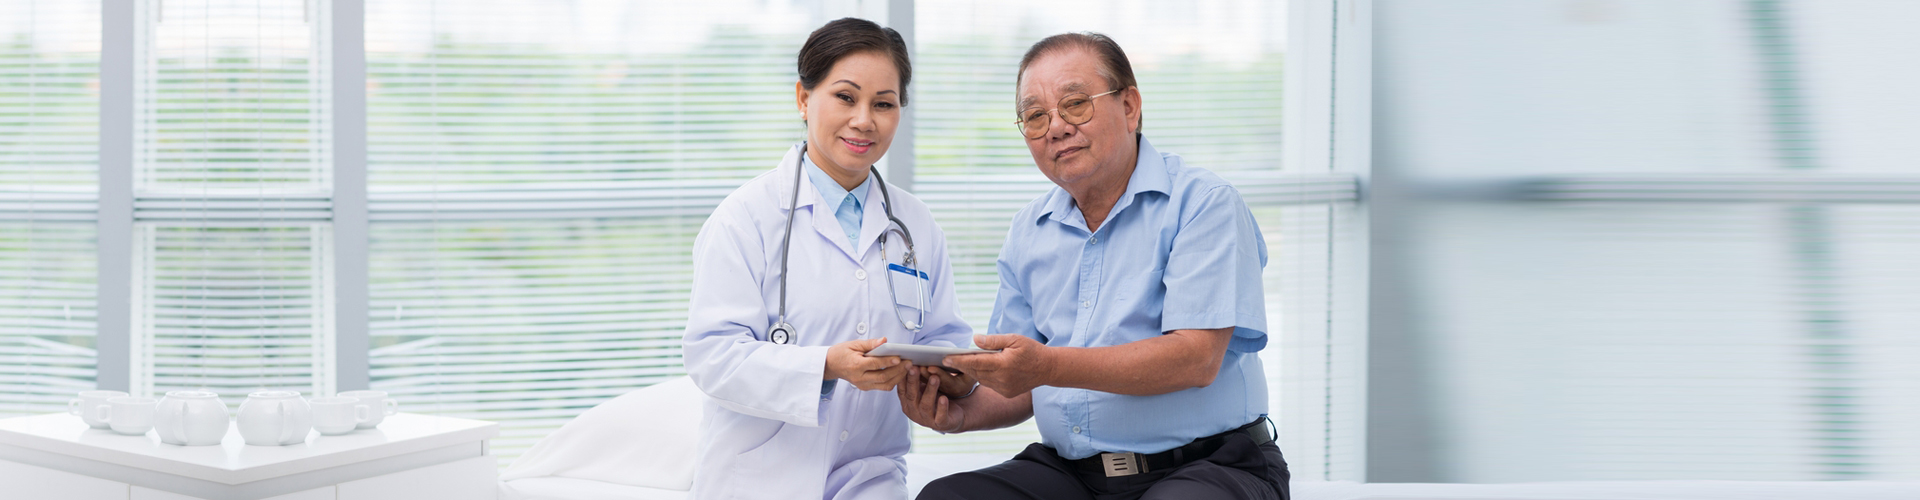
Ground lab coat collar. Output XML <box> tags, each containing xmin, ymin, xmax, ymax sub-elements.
<box><xmin>781</xmin><ymin>142</ymin><xmax>884</xmax><ymax>263</ymax></box>
<box><xmin>774</xmin><ymin>143</ymin><xmax>821</xmax><ymax>211</ymax></box>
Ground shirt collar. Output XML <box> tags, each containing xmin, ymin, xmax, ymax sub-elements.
<box><xmin>1036</xmin><ymin>135</ymin><xmax>1171</xmax><ymax>225</ymax></box>
<box><xmin>802</xmin><ymin>152</ymin><xmax>871</xmax><ymax>210</ymax></box>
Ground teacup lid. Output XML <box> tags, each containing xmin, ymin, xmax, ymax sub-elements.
<box><xmin>165</xmin><ymin>390</ymin><xmax>219</xmax><ymax>399</ymax></box>
<box><xmin>248</xmin><ymin>390</ymin><xmax>302</xmax><ymax>399</ymax></box>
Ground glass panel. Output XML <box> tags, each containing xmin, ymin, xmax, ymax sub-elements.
<box><xmin>364</xmin><ymin>0</ymin><xmax>815</xmax><ymax>468</ymax></box>
<box><xmin>132</xmin><ymin>223</ymin><xmax>334</xmax><ymax>400</ymax></box>
<box><xmin>0</xmin><ymin>223</ymin><xmax>97</xmax><ymax>417</ymax></box>
<box><xmin>370</xmin><ymin>218</ymin><xmax>697</xmax><ymax>467</ymax></box>
<box><xmin>136</xmin><ymin>0</ymin><xmax>330</xmax><ymax>194</ymax></box>
<box><xmin>0</xmin><ymin>0</ymin><xmax>100</xmax><ymax>417</ymax></box>
<box><xmin>0</xmin><ymin>0</ymin><xmax>99</xmax><ymax>191</ymax></box>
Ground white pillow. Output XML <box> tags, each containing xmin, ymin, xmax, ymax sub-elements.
<box><xmin>500</xmin><ymin>377</ymin><xmax>705</xmax><ymax>491</ymax></box>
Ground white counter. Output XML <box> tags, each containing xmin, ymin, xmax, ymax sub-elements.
<box><xmin>0</xmin><ymin>412</ymin><xmax>499</xmax><ymax>500</ymax></box>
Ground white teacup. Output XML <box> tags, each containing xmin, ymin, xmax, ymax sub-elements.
<box><xmin>309</xmin><ymin>397</ymin><xmax>370</xmax><ymax>435</ymax></box>
<box><xmin>68</xmin><ymin>390</ymin><xmax>130</xmax><ymax>429</ymax></box>
<box><xmin>104</xmin><ymin>397</ymin><xmax>159</xmax><ymax>435</ymax></box>
<box><xmin>337</xmin><ymin>390</ymin><xmax>398</xmax><ymax>429</ymax></box>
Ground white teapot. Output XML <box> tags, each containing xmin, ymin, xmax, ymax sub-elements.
<box><xmin>237</xmin><ymin>391</ymin><xmax>313</xmax><ymax>446</ymax></box>
<box><xmin>154</xmin><ymin>391</ymin><xmax>229</xmax><ymax>446</ymax></box>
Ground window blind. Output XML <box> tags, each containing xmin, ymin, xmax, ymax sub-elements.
<box><xmin>130</xmin><ymin>223</ymin><xmax>334</xmax><ymax>399</ymax></box>
<box><xmin>0</xmin><ymin>223</ymin><xmax>97</xmax><ymax>416</ymax></box>
<box><xmin>135</xmin><ymin>0</ymin><xmax>329</xmax><ymax>195</ymax></box>
<box><xmin>129</xmin><ymin>0</ymin><xmax>335</xmax><ymax>401</ymax></box>
<box><xmin>908</xmin><ymin>0</ymin><xmax>1356</xmax><ymax>462</ymax></box>
<box><xmin>0</xmin><ymin>0</ymin><xmax>100</xmax><ymax>417</ymax></box>
<box><xmin>363</xmin><ymin>0</ymin><xmax>815</xmax><ymax>467</ymax></box>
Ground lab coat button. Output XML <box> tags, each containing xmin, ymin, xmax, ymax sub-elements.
<box><xmin>855</xmin><ymin>269</ymin><xmax>867</xmax><ymax>281</ymax></box>
<box><xmin>857</xmin><ymin>322</ymin><xmax>868</xmax><ymax>334</ymax></box>
<box><xmin>840</xmin><ymin>431</ymin><xmax>850</xmax><ymax>441</ymax></box>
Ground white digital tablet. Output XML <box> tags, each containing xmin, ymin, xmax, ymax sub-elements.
<box><xmin>864</xmin><ymin>343</ymin><xmax>999</xmax><ymax>367</ymax></box>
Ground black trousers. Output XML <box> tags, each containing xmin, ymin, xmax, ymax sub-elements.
<box><xmin>916</xmin><ymin>432</ymin><xmax>1290</xmax><ymax>500</ymax></box>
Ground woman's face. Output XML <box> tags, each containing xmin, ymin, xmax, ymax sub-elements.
<box><xmin>796</xmin><ymin>51</ymin><xmax>901</xmax><ymax>188</ymax></box>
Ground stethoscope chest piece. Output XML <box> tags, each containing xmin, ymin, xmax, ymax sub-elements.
<box><xmin>768</xmin><ymin>321</ymin><xmax>795</xmax><ymax>345</ymax></box>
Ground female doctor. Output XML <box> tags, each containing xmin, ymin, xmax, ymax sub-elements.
<box><xmin>681</xmin><ymin>18</ymin><xmax>975</xmax><ymax>500</ymax></box>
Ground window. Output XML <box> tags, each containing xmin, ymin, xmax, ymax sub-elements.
<box><xmin>128</xmin><ymin>0</ymin><xmax>336</xmax><ymax>401</ymax></box>
<box><xmin>363</xmin><ymin>0</ymin><xmax>816</xmax><ymax>465</ymax></box>
<box><xmin>0</xmin><ymin>0</ymin><xmax>99</xmax><ymax>417</ymax></box>
<box><xmin>4</xmin><ymin>0</ymin><xmax>1360</xmax><ymax>475</ymax></box>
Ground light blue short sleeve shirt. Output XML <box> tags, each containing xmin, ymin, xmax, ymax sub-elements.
<box><xmin>990</xmin><ymin>135</ymin><xmax>1270</xmax><ymax>460</ymax></box>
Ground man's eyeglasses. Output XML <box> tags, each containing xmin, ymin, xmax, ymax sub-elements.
<box><xmin>1015</xmin><ymin>88</ymin><xmax>1123</xmax><ymax>140</ymax></box>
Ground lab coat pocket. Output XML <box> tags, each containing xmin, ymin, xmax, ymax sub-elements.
<box><xmin>727</xmin><ymin>417</ymin><xmax>828</xmax><ymax>500</ymax></box>
<box><xmin>733</xmin><ymin>416</ymin><xmax>788</xmax><ymax>457</ymax></box>
<box><xmin>886</xmin><ymin>264</ymin><xmax>929</xmax><ymax>322</ymax></box>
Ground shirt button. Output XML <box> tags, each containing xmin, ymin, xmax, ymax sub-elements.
<box><xmin>1072</xmin><ymin>426</ymin><xmax>1082</xmax><ymax>434</ymax></box>
<box><xmin>854</xmin><ymin>269</ymin><xmax>867</xmax><ymax>281</ymax></box>
<box><xmin>1081</xmin><ymin>300</ymin><xmax>1091</xmax><ymax>308</ymax></box>
<box><xmin>856</xmin><ymin>322</ymin><xmax>868</xmax><ymax>334</ymax></box>
<box><xmin>1089</xmin><ymin>236</ymin><xmax>1098</xmax><ymax>245</ymax></box>
<box><xmin>840</xmin><ymin>431</ymin><xmax>850</xmax><ymax>442</ymax></box>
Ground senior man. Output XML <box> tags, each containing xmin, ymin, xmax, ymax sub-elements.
<box><xmin>898</xmin><ymin>32</ymin><xmax>1289</xmax><ymax>500</ymax></box>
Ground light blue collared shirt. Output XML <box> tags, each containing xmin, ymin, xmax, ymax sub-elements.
<box><xmin>991</xmin><ymin>136</ymin><xmax>1270</xmax><ymax>460</ymax></box>
<box><xmin>803</xmin><ymin>153</ymin><xmax>871</xmax><ymax>249</ymax></box>
<box><xmin>804</xmin><ymin>152</ymin><xmax>872</xmax><ymax>398</ymax></box>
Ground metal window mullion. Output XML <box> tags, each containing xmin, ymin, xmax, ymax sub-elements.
<box><xmin>97</xmin><ymin>0</ymin><xmax>137</xmax><ymax>393</ymax></box>
<box><xmin>887</xmin><ymin>0</ymin><xmax>915</xmax><ymax>193</ymax></box>
<box><xmin>332</xmin><ymin>0</ymin><xmax>370</xmax><ymax>393</ymax></box>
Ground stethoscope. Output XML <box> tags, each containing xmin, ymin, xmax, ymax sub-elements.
<box><xmin>768</xmin><ymin>143</ymin><xmax>928</xmax><ymax>345</ymax></box>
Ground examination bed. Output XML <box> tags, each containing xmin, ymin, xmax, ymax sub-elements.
<box><xmin>495</xmin><ymin>378</ymin><xmax>1918</xmax><ymax>500</ymax></box>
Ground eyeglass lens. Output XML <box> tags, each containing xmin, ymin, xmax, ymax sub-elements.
<box><xmin>1020</xmin><ymin>93</ymin><xmax>1099</xmax><ymax>139</ymax></box>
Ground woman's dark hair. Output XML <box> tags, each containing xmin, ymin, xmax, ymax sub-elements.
<box><xmin>798</xmin><ymin>18</ymin><xmax>912</xmax><ymax>106</ymax></box>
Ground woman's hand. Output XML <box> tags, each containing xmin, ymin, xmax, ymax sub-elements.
<box><xmin>898</xmin><ymin>364</ymin><xmax>967</xmax><ymax>433</ymax></box>
<box><xmin>824</xmin><ymin>337</ymin><xmax>910</xmax><ymax>391</ymax></box>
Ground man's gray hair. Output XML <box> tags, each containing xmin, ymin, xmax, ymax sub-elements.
<box><xmin>1017</xmin><ymin>32</ymin><xmax>1141</xmax><ymax>130</ymax></box>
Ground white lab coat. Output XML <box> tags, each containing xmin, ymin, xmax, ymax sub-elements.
<box><xmin>682</xmin><ymin>144</ymin><xmax>972</xmax><ymax>500</ymax></box>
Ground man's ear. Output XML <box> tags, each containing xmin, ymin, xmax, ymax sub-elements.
<box><xmin>1122</xmin><ymin>86</ymin><xmax>1143</xmax><ymax>134</ymax></box>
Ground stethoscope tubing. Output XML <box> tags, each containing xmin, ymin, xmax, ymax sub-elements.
<box><xmin>771</xmin><ymin>143</ymin><xmax>921</xmax><ymax>344</ymax></box>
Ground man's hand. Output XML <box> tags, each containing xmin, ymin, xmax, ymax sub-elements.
<box><xmin>942</xmin><ymin>334</ymin><xmax>1051</xmax><ymax>397</ymax></box>
<box><xmin>898</xmin><ymin>364</ymin><xmax>966</xmax><ymax>433</ymax></box>
<box><xmin>825</xmin><ymin>337</ymin><xmax>909</xmax><ymax>391</ymax></box>
<box><xmin>924</xmin><ymin>365</ymin><xmax>977</xmax><ymax>399</ymax></box>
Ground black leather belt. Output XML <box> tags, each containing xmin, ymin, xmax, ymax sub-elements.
<box><xmin>1070</xmin><ymin>416</ymin><xmax>1275</xmax><ymax>477</ymax></box>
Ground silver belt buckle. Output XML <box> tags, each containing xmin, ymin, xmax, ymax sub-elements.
<box><xmin>1101</xmin><ymin>452</ymin><xmax>1147</xmax><ymax>477</ymax></box>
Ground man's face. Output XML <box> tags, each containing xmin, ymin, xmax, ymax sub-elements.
<box><xmin>1015</xmin><ymin>48</ymin><xmax>1140</xmax><ymax>190</ymax></box>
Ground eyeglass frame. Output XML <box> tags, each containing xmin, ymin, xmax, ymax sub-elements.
<box><xmin>1014</xmin><ymin>88</ymin><xmax>1126</xmax><ymax>139</ymax></box>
